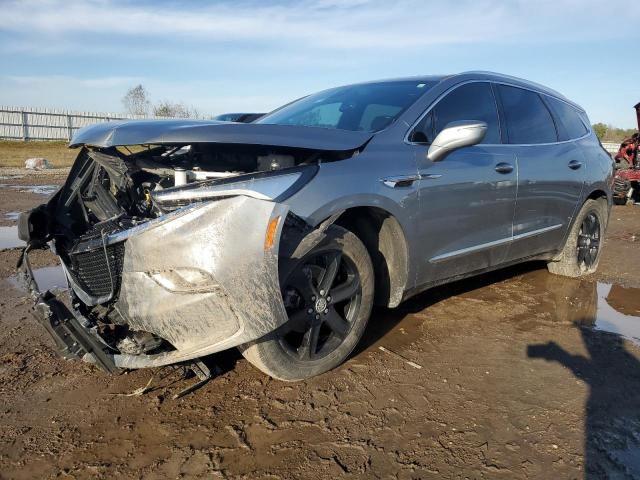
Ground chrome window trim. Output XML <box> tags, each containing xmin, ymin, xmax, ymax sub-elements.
<box><xmin>404</xmin><ymin>79</ymin><xmax>591</xmax><ymax>148</ymax></box>
<box><xmin>428</xmin><ymin>223</ymin><xmax>563</xmax><ymax>264</ymax></box>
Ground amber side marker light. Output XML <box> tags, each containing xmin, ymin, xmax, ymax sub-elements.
<box><xmin>264</xmin><ymin>216</ymin><xmax>281</xmax><ymax>251</ymax></box>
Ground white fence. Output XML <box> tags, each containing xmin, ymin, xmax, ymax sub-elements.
<box><xmin>0</xmin><ymin>107</ymin><xmax>147</xmax><ymax>142</ymax></box>
<box><xmin>601</xmin><ymin>142</ymin><xmax>620</xmax><ymax>154</ymax></box>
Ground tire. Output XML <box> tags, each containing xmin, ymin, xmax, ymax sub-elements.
<box><xmin>239</xmin><ymin>225</ymin><xmax>374</xmax><ymax>381</ymax></box>
<box><xmin>547</xmin><ymin>198</ymin><xmax>608</xmax><ymax>277</ymax></box>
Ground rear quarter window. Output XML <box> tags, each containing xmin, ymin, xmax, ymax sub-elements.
<box><xmin>544</xmin><ymin>96</ymin><xmax>588</xmax><ymax>141</ymax></box>
<box><xmin>497</xmin><ymin>85</ymin><xmax>558</xmax><ymax>144</ymax></box>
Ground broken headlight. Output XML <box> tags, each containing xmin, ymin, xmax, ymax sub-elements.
<box><xmin>152</xmin><ymin>165</ymin><xmax>317</xmax><ymax>209</ymax></box>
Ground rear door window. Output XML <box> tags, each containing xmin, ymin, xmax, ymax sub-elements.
<box><xmin>429</xmin><ymin>82</ymin><xmax>501</xmax><ymax>144</ymax></box>
<box><xmin>497</xmin><ymin>85</ymin><xmax>558</xmax><ymax>144</ymax></box>
<box><xmin>544</xmin><ymin>96</ymin><xmax>588</xmax><ymax>141</ymax></box>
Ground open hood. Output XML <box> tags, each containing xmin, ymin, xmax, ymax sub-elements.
<box><xmin>70</xmin><ymin>119</ymin><xmax>374</xmax><ymax>151</ymax></box>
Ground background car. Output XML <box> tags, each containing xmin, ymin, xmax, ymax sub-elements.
<box><xmin>212</xmin><ymin>112</ymin><xmax>265</xmax><ymax>123</ymax></box>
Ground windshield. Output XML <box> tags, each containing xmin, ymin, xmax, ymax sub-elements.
<box><xmin>257</xmin><ymin>80</ymin><xmax>438</xmax><ymax>132</ymax></box>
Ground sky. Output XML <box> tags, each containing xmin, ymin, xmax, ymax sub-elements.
<box><xmin>0</xmin><ymin>0</ymin><xmax>639</xmax><ymax>127</ymax></box>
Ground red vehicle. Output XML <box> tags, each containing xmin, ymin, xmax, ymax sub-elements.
<box><xmin>613</xmin><ymin>102</ymin><xmax>640</xmax><ymax>204</ymax></box>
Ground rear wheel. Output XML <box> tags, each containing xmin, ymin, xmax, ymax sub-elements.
<box><xmin>547</xmin><ymin>198</ymin><xmax>608</xmax><ymax>277</ymax></box>
<box><xmin>239</xmin><ymin>225</ymin><xmax>374</xmax><ymax>381</ymax></box>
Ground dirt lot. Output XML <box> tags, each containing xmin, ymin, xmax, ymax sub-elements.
<box><xmin>1</xmin><ymin>169</ymin><xmax>640</xmax><ymax>479</ymax></box>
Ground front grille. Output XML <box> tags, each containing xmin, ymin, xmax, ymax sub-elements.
<box><xmin>68</xmin><ymin>243</ymin><xmax>125</xmax><ymax>299</ymax></box>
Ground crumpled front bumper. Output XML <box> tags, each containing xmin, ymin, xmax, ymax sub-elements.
<box><xmin>19</xmin><ymin>196</ymin><xmax>291</xmax><ymax>371</ymax></box>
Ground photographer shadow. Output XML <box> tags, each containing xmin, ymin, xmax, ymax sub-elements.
<box><xmin>528</xmin><ymin>280</ymin><xmax>640</xmax><ymax>478</ymax></box>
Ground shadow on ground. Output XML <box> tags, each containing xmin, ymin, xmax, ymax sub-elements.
<box><xmin>529</xmin><ymin>328</ymin><xmax>640</xmax><ymax>478</ymax></box>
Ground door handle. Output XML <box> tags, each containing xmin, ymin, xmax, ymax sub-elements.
<box><xmin>381</xmin><ymin>175</ymin><xmax>421</xmax><ymax>188</ymax></box>
<box><xmin>494</xmin><ymin>162</ymin><xmax>514</xmax><ymax>174</ymax></box>
<box><xmin>381</xmin><ymin>173</ymin><xmax>442</xmax><ymax>188</ymax></box>
<box><xmin>568</xmin><ymin>160</ymin><xmax>583</xmax><ymax>170</ymax></box>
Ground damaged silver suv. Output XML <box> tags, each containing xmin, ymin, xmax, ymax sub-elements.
<box><xmin>18</xmin><ymin>72</ymin><xmax>613</xmax><ymax>380</ymax></box>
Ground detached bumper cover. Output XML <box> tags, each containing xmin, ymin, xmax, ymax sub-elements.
<box><xmin>19</xmin><ymin>196</ymin><xmax>291</xmax><ymax>370</ymax></box>
<box><xmin>17</xmin><ymin>247</ymin><xmax>118</xmax><ymax>373</ymax></box>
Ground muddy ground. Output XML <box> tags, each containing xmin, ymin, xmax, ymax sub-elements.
<box><xmin>1</xmin><ymin>169</ymin><xmax>640</xmax><ymax>479</ymax></box>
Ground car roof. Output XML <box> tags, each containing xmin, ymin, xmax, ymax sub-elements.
<box><xmin>346</xmin><ymin>72</ymin><xmax>584</xmax><ymax>112</ymax></box>
<box><xmin>455</xmin><ymin>71</ymin><xmax>582</xmax><ymax>110</ymax></box>
<box><xmin>346</xmin><ymin>75</ymin><xmax>451</xmax><ymax>86</ymax></box>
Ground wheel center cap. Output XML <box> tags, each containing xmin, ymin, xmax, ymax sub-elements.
<box><xmin>315</xmin><ymin>297</ymin><xmax>328</xmax><ymax>313</ymax></box>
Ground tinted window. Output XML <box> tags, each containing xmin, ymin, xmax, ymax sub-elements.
<box><xmin>544</xmin><ymin>96</ymin><xmax>588</xmax><ymax>141</ymax></box>
<box><xmin>257</xmin><ymin>80</ymin><xmax>437</xmax><ymax>132</ymax></box>
<box><xmin>497</xmin><ymin>85</ymin><xmax>557</xmax><ymax>144</ymax></box>
<box><xmin>410</xmin><ymin>111</ymin><xmax>434</xmax><ymax>143</ymax></box>
<box><xmin>414</xmin><ymin>82</ymin><xmax>500</xmax><ymax>144</ymax></box>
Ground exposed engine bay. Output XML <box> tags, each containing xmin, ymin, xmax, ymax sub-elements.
<box><xmin>61</xmin><ymin>142</ymin><xmax>344</xmax><ymax>229</ymax></box>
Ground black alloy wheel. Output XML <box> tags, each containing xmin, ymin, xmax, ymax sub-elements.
<box><xmin>279</xmin><ymin>250</ymin><xmax>361</xmax><ymax>361</ymax></box>
<box><xmin>576</xmin><ymin>212</ymin><xmax>601</xmax><ymax>270</ymax></box>
<box><xmin>239</xmin><ymin>225</ymin><xmax>374</xmax><ymax>381</ymax></box>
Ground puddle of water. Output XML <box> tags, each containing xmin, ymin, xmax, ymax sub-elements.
<box><xmin>593</xmin><ymin>283</ymin><xmax>640</xmax><ymax>344</ymax></box>
<box><xmin>14</xmin><ymin>185</ymin><xmax>58</xmax><ymax>196</ymax></box>
<box><xmin>5</xmin><ymin>211</ymin><xmax>20</xmax><ymax>221</ymax></box>
<box><xmin>0</xmin><ymin>184</ymin><xmax>58</xmax><ymax>196</ymax></box>
<box><xmin>7</xmin><ymin>265</ymin><xmax>67</xmax><ymax>293</ymax></box>
<box><xmin>513</xmin><ymin>270</ymin><xmax>640</xmax><ymax>347</ymax></box>
<box><xmin>0</xmin><ymin>226</ymin><xmax>24</xmax><ymax>249</ymax></box>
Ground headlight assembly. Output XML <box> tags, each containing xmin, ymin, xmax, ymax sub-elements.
<box><xmin>152</xmin><ymin>165</ymin><xmax>317</xmax><ymax>209</ymax></box>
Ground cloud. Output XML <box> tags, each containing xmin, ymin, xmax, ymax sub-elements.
<box><xmin>1</xmin><ymin>0</ymin><xmax>637</xmax><ymax>52</ymax></box>
<box><xmin>4</xmin><ymin>75</ymin><xmax>142</xmax><ymax>88</ymax></box>
<box><xmin>0</xmin><ymin>0</ymin><xmax>637</xmax><ymax>126</ymax></box>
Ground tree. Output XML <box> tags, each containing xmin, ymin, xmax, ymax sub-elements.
<box><xmin>153</xmin><ymin>100</ymin><xmax>199</xmax><ymax>119</ymax></box>
<box><xmin>592</xmin><ymin>123</ymin><xmax>637</xmax><ymax>143</ymax></box>
<box><xmin>122</xmin><ymin>84</ymin><xmax>150</xmax><ymax>116</ymax></box>
<box><xmin>592</xmin><ymin>123</ymin><xmax>607</xmax><ymax>141</ymax></box>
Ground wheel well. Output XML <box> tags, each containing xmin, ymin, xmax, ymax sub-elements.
<box><xmin>335</xmin><ymin>207</ymin><xmax>408</xmax><ymax>308</ymax></box>
<box><xmin>586</xmin><ymin>189</ymin><xmax>608</xmax><ymax>202</ymax></box>
<box><xmin>563</xmin><ymin>190</ymin><xmax>610</xmax><ymax>235</ymax></box>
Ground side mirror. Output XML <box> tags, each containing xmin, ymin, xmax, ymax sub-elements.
<box><xmin>427</xmin><ymin>120</ymin><xmax>487</xmax><ymax>162</ymax></box>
